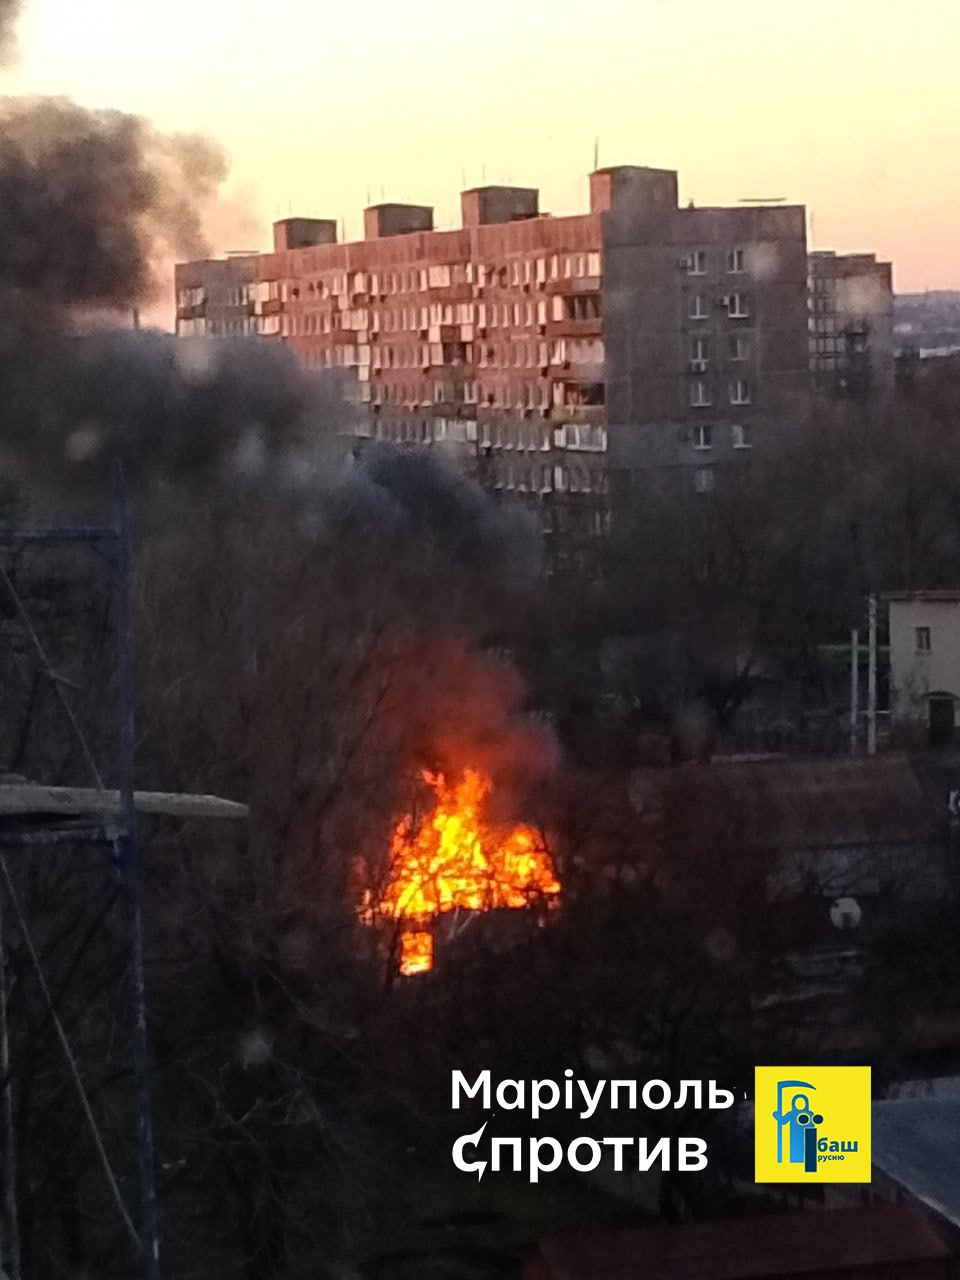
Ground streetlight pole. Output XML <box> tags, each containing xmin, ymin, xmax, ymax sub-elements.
<box><xmin>867</xmin><ymin>594</ymin><xmax>878</xmax><ymax>756</ymax></box>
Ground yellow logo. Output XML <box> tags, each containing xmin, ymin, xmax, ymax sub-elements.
<box><xmin>754</xmin><ymin>1066</ymin><xmax>871</xmax><ymax>1183</ymax></box>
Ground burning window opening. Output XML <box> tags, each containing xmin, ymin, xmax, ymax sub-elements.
<box><xmin>361</xmin><ymin>767</ymin><xmax>561</xmax><ymax>975</ymax></box>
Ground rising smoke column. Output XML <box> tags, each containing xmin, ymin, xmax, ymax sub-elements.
<box><xmin>0</xmin><ymin>91</ymin><xmax>302</xmax><ymax>498</ymax></box>
<box><xmin>0</xmin><ymin>98</ymin><xmax>227</xmax><ymax>307</ymax></box>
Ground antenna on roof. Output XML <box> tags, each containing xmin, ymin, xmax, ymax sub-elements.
<box><xmin>366</xmin><ymin>185</ymin><xmax>370</xmax><ymax>204</ymax></box>
<box><xmin>594</xmin><ymin>136</ymin><xmax>599</xmax><ymax>170</ymax></box>
<box><xmin>738</xmin><ymin>196</ymin><xmax>786</xmax><ymax>204</ymax></box>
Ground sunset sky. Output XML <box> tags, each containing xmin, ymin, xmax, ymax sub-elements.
<box><xmin>5</xmin><ymin>0</ymin><xmax>958</xmax><ymax>296</ymax></box>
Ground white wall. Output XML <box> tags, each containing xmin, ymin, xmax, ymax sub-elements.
<box><xmin>888</xmin><ymin>598</ymin><xmax>960</xmax><ymax>726</ymax></box>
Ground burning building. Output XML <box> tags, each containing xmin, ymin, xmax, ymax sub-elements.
<box><xmin>360</xmin><ymin>767</ymin><xmax>561</xmax><ymax>976</ymax></box>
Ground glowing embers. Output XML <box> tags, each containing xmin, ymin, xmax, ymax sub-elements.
<box><xmin>368</xmin><ymin>768</ymin><xmax>560</xmax><ymax>974</ymax></box>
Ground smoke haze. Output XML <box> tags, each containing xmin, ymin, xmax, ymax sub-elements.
<box><xmin>0</xmin><ymin>0</ymin><xmax>20</xmax><ymax>60</ymax></box>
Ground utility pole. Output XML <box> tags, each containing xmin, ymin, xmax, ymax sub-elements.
<box><xmin>867</xmin><ymin>594</ymin><xmax>878</xmax><ymax>756</ymax></box>
<box><xmin>850</xmin><ymin>627</ymin><xmax>860</xmax><ymax>756</ymax></box>
<box><xmin>112</xmin><ymin>466</ymin><xmax>161</xmax><ymax>1280</ymax></box>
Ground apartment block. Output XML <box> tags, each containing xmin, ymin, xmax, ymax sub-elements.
<box><xmin>175</xmin><ymin>166</ymin><xmax>814</xmax><ymax>506</ymax></box>
<box><xmin>808</xmin><ymin>250</ymin><xmax>894</xmax><ymax>404</ymax></box>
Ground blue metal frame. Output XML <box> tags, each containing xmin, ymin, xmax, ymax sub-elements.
<box><xmin>0</xmin><ymin>460</ymin><xmax>161</xmax><ymax>1280</ymax></box>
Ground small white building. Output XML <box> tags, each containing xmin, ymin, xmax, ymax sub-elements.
<box><xmin>885</xmin><ymin>591</ymin><xmax>960</xmax><ymax>744</ymax></box>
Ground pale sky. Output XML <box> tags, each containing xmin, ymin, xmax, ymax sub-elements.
<box><xmin>6</xmin><ymin>0</ymin><xmax>959</xmax><ymax>293</ymax></box>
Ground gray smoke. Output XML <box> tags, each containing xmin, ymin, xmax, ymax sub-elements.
<box><xmin>0</xmin><ymin>326</ymin><xmax>349</xmax><ymax>500</ymax></box>
<box><xmin>0</xmin><ymin>31</ymin><xmax>544</xmax><ymax>626</ymax></box>
<box><xmin>0</xmin><ymin>98</ymin><xmax>227</xmax><ymax>306</ymax></box>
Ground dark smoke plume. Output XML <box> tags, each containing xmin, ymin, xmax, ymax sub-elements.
<box><xmin>0</xmin><ymin>98</ymin><xmax>227</xmax><ymax>306</ymax></box>
<box><xmin>0</xmin><ymin>329</ymin><xmax>341</xmax><ymax>494</ymax></box>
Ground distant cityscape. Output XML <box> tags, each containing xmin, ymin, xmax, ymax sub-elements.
<box><xmin>895</xmin><ymin>290</ymin><xmax>960</xmax><ymax>358</ymax></box>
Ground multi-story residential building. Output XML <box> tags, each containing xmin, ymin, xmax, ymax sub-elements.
<box><xmin>808</xmin><ymin>250</ymin><xmax>894</xmax><ymax>404</ymax></box>
<box><xmin>175</xmin><ymin>252</ymin><xmax>260</xmax><ymax>338</ymax></box>
<box><xmin>175</xmin><ymin>165</ymin><xmax>815</xmax><ymax>509</ymax></box>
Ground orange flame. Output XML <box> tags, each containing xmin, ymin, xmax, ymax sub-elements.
<box><xmin>372</xmin><ymin>768</ymin><xmax>560</xmax><ymax>975</ymax></box>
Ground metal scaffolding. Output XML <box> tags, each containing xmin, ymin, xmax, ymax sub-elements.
<box><xmin>0</xmin><ymin>464</ymin><xmax>247</xmax><ymax>1280</ymax></box>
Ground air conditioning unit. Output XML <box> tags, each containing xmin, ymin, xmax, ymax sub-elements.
<box><xmin>537</xmin><ymin>323</ymin><xmax>546</xmax><ymax>335</ymax></box>
<box><xmin>719</xmin><ymin>295</ymin><xmax>732</xmax><ymax>308</ymax></box>
<box><xmin>678</xmin><ymin>256</ymin><xmax>692</xmax><ymax>270</ymax></box>
<box><xmin>689</xmin><ymin>359</ymin><xmax>707</xmax><ymax>373</ymax></box>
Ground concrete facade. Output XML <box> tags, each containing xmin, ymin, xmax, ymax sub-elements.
<box><xmin>175</xmin><ymin>165</ymin><xmax>817</xmax><ymax>506</ymax></box>
<box><xmin>809</xmin><ymin>250</ymin><xmax>895</xmax><ymax>404</ymax></box>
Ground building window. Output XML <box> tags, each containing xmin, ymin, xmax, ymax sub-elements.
<box><xmin>693</xmin><ymin>424</ymin><xmax>713</xmax><ymax>450</ymax></box>
<box><xmin>916</xmin><ymin>626</ymin><xmax>932</xmax><ymax>653</ymax></box>
<box><xmin>689</xmin><ymin>294</ymin><xmax>708</xmax><ymax>321</ymax></box>
<box><xmin>729</xmin><ymin>335</ymin><xmax>751</xmax><ymax>362</ymax></box>
<box><xmin>690</xmin><ymin>380</ymin><xmax>712</xmax><ymax>407</ymax></box>
<box><xmin>730</xmin><ymin>379</ymin><xmax>752</xmax><ymax>405</ymax></box>
<box><xmin>687</xmin><ymin>250</ymin><xmax>707</xmax><ymax>275</ymax></box>
<box><xmin>731</xmin><ymin>423</ymin><xmax>752</xmax><ymax>449</ymax></box>
<box><xmin>690</xmin><ymin>336</ymin><xmax>709</xmax><ymax>370</ymax></box>
<box><xmin>727</xmin><ymin>247</ymin><xmax>745</xmax><ymax>273</ymax></box>
<box><xmin>693</xmin><ymin>467</ymin><xmax>715</xmax><ymax>494</ymax></box>
<box><xmin>727</xmin><ymin>292</ymin><xmax>750</xmax><ymax>318</ymax></box>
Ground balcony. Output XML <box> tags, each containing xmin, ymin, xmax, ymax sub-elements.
<box><xmin>546</xmin><ymin>318</ymin><xmax>603</xmax><ymax>338</ymax></box>
<box><xmin>550</xmin><ymin>404</ymin><xmax>606</xmax><ymax>425</ymax></box>
<box><xmin>426</xmin><ymin>283</ymin><xmax>472</xmax><ymax>303</ymax></box>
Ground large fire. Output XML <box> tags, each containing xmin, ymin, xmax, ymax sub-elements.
<box><xmin>366</xmin><ymin>768</ymin><xmax>560</xmax><ymax>975</ymax></box>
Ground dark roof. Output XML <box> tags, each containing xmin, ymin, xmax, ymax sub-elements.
<box><xmin>873</xmin><ymin>1098</ymin><xmax>960</xmax><ymax>1228</ymax></box>
<box><xmin>633</xmin><ymin>754</ymin><xmax>940</xmax><ymax>849</ymax></box>
<box><xmin>528</xmin><ymin>1204</ymin><xmax>949</xmax><ymax>1280</ymax></box>
<box><xmin>882</xmin><ymin>591</ymin><xmax>960</xmax><ymax>602</ymax></box>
